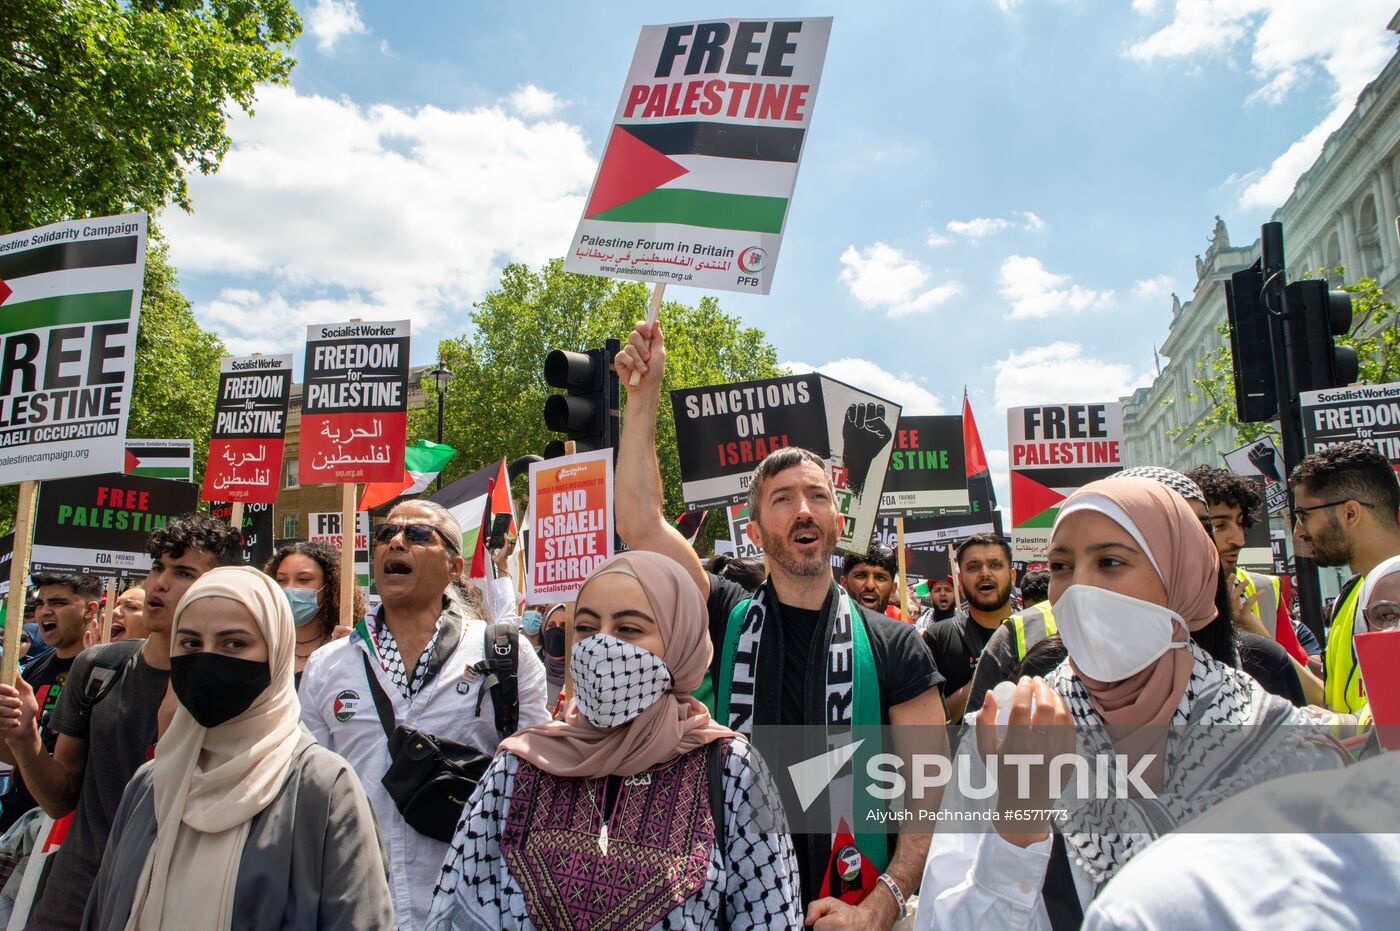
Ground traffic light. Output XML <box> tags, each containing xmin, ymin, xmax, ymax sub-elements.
<box><xmin>1284</xmin><ymin>279</ymin><xmax>1359</xmax><ymax>393</ymax></box>
<box><xmin>1225</xmin><ymin>261</ymin><xmax>1278</xmax><ymax>423</ymax></box>
<box><xmin>542</xmin><ymin>342</ymin><xmax>618</xmax><ymax>458</ymax></box>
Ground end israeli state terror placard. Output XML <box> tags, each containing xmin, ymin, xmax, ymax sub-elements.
<box><xmin>565</xmin><ymin>17</ymin><xmax>832</xmax><ymax>295</ymax></box>
<box><xmin>30</xmin><ymin>472</ymin><xmax>199</xmax><ymax>578</ymax></box>
<box><xmin>1300</xmin><ymin>383</ymin><xmax>1400</xmax><ymax>476</ymax></box>
<box><xmin>299</xmin><ymin>321</ymin><xmax>409</xmax><ymax>484</ymax></box>
<box><xmin>671</xmin><ymin>372</ymin><xmax>900</xmax><ymax>556</ymax></box>
<box><xmin>878</xmin><ymin>415</ymin><xmax>969</xmax><ymax>517</ymax></box>
<box><xmin>0</xmin><ymin>213</ymin><xmax>147</xmax><ymax>482</ymax></box>
<box><xmin>203</xmin><ymin>354</ymin><xmax>293</xmax><ymax>503</ymax></box>
<box><xmin>528</xmin><ymin>449</ymin><xmax>614</xmax><ymax>601</ymax></box>
<box><xmin>1008</xmin><ymin>402</ymin><xmax>1124</xmax><ymax>561</ymax></box>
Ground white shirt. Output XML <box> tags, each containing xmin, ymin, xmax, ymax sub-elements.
<box><xmin>1082</xmin><ymin>754</ymin><xmax>1400</xmax><ymax>931</ymax></box>
<box><xmin>299</xmin><ymin>606</ymin><xmax>550</xmax><ymax>931</ymax></box>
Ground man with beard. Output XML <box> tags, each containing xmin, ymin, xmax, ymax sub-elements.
<box><xmin>1288</xmin><ymin>442</ymin><xmax>1400</xmax><ymax>714</ymax></box>
<box><xmin>614</xmin><ymin>320</ymin><xmax>945</xmax><ymax>931</ymax></box>
<box><xmin>840</xmin><ymin>546</ymin><xmax>899</xmax><ymax>615</ymax></box>
<box><xmin>915</xmin><ymin>577</ymin><xmax>957</xmax><ymax>630</ymax></box>
<box><xmin>919</xmin><ymin>533</ymin><xmax>1013</xmax><ymax>723</ymax></box>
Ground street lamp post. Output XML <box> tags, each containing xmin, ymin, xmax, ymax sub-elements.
<box><xmin>426</xmin><ymin>358</ymin><xmax>453</xmax><ymax>490</ymax></box>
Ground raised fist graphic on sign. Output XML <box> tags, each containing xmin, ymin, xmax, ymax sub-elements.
<box><xmin>842</xmin><ymin>403</ymin><xmax>892</xmax><ymax>497</ymax></box>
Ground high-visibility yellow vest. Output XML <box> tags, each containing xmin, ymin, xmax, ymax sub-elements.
<box><xmin>1325</xmin><ymin>579</ymin><xmax>1367</xmax><ymax>714</ymax></box>
<box><xmin>1011</xmin><ymin>600</ymin><xmax>1057</xmax><ymax>661</ymax></box>
<box><xmin>1236</xmin><ymin>567</ymin><xmax>1281</xmax><ymax>637</ymax></box>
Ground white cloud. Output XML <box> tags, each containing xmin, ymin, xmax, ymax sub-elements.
<box><xmin>306</xmin><ymin>0</ymin><xmax>367</xmax><ymax>54</ymax></box>
<box><xmin>838</xmin><ymin>243</ymin><xmax>963</xmax><ymax>317</ymax></box>
<box><xmin>991</xmin><ymin>0</ymin><xmax>1023</xmax><ymax>13</ymax></box>
<box><xmin>507</xmin><ymin>84</ymin><xmax>563</xmax><ymax>118</ymax></box>
<box><xmin>1133</xmin><ymin>274</ymin><xmax>1177</xmax><ymax>299</ymax></box>
<box><xmin>926</xmin><ymin>231</ymin><xmax>953</xmax><ymax>247</ymax></box>
<box><xmin>997</xmin><ymin>256</ymin><xmax>1114</xmax><ymax>320</ymax></box>
<box><xmin>1127</xmin><ymin>1</ymin><xmax>1396</xmax><ymax>210</ymax></box>
<box><xmin>943</xmin><ymin>211</ymin><xmax>1045</xmax><ymax>241</ymax></box>
<box><xmin>162</xmin><ymin>84</ymin><xmax>596</xmax><ymax>353</ymax></box>
<box><xmin>993</xmin><ymin>342</ymin><xmax>1149</xmax><ymax>411</ymax></box>
<box><xmin>783</xmin><ymin>359</ymin><xmax>946</xmax><ymax>414</ymax></box>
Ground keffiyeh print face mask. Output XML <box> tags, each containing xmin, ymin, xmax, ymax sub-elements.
<box><xmin>570</xmin><ymin>634</ymin><xmax>674</xmax><ymax>728</ymax></box>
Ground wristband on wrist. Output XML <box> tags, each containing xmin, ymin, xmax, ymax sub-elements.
<box><xmin>877</xmin><ymin>873</ymin><xmax>908</xmax><ymax>921</ymax></box>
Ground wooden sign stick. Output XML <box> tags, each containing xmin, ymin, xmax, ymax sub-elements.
<box><xmin>340</xmin><ymin>483</ymin><xmax>356</xmax><ymax>628</ymax></box>
<box><xmin>229</xmin><ymin>501</ymin><xmax>245</xmax><ymax>535</ymax></box>
<box><xmin>100</xmin><ymin>577</ymin><xmax>117</xmax><ymax>643</ymax></box>
<box><xmin>896</xmin><ymin>516</ymin><xmax>911</xmax><ymax>622</ymax></box>
<box><xmin>2</xmin><ymin>481</ymin><xmax>39</xmax><ymax>685</ymax></box>
<box><xmin>627</xmin><ymin>282</ymin><xmax>667</xmax><ymax>387</ymax></box>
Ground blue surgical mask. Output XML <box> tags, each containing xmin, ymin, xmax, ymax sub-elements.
<box><xmin>284</xmin><ymin>587</ymin><xmax>324</xmax><ymax>627</ymax></box>
<box><xmin>521</xmin><ymin>610</ymin><xmax>543</xmax><ymax>635</ymax></box>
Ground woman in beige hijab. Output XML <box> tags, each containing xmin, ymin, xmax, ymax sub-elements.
<box><xmin>915</xmin><ymin>478</ymin><xmax>1346</xmax><ymax>931</ymax></box>
<box><xmin>83</xmin><ymin>566</ymin><xmax>392</xmax><ymax>930</ymax></box>
<box><xmin>426</xmin><ymin>550</ymin><xmax>801</xmax><ymax>930</ymax></box>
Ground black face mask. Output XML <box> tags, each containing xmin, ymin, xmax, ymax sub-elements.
<box><xmin>169</xmin><ymin>653</ymin><xmax>271</xmax><ymax>728</ymax></box>
<box><xmin>541</xmin><ymin>625</ymin><xmax>565</xmax><ymax>658</ymax></box>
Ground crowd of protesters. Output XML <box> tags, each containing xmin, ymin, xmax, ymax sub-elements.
<box><xmin>0</xmin><ymin>320</ymin><xmax>1390</xmax><ymax>929</ymax></box>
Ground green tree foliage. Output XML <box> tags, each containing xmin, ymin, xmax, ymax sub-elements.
<box><xmin>1</xmin><ymin>0</ymin><xmax>301</xmax><ymax>234</ymax></box>
<box><xmin>412</xmin><ymin>259</ymin><xmax>783</xmax><ymax>523</ymax></box>
<box><xmin>0</xmin><ymin>237</ymin><xmax>224</xmax><ymax>536</ymax></box>
<box><xmin>1171</xmin><ymin>268</ymin><xmax>1398</xmax><ymax>450</ymax></box>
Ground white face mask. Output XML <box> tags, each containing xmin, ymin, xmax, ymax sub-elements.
<box><xmin>1053</xmin><ymin>584</ymin><xmax>1188</xmax><ymax>682</ymax></box>
<box><xmin>570</xmin><ymin>634</ymin><xmax>673</xmax><ymax>728</ymax></box>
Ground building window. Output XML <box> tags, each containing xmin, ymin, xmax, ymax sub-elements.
<box><xmin>282</xmin><ymin>513</ymin><xmax>298</xmax><ymax>539</ymax></box>
<box><xmin>284</xmin><ymin>459</ymin><xmax>299</xmax><ymax>489</ymax></box>
<box><xmin>1358</xmin><ymin>195</ymin><xmax>1383</xmax><ymax>279</ymax></box>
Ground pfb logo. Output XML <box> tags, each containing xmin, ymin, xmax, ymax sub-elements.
<box><xmin>333</xmin><ymin>689</ymin><xmax>361</xmax><ymax>722</ymax></box>
<box><xmin>738</xmin><ymin>246</ymin><xmax>767</xmax><ymax>274</ymax></box>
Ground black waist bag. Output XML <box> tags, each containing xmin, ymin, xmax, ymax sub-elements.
<box><xmin>361</xmin><ymin>652</ymin><xmax>492</xmax><ymax>842</ymax></box>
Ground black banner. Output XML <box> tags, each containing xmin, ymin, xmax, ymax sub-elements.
<box><xmin>209</xmin><ymin>501</ymin><xmax>274</xmax><ymax>568</ymax></box>
<box><xmin>31</xmin><ymin>472</ymin><xmax>200</xmax><ymax>578</ymax></box>
<box><xmin>879</xmin><ymin>415</ymin><xmax>968</xmax><ymax>516</ymax></box>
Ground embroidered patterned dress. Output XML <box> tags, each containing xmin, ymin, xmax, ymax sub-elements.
<box><xmin>427</xmin><ymin>739</ymin><xmax>802</xmax><ymax>930</ymax></box>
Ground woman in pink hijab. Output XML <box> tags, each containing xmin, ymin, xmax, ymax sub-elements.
<box><xmin>427</xmin><ymin>550</ymin><xmax>801</xmax><ymax>930</ymax></box>
<box><xmin>915</xmin><ymin>478</ymin><xmax>1345</xmax><ymax>931</ymax></box>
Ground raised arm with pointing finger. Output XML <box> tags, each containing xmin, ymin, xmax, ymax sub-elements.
<box><xmin>612</xmin><ymin>319</ymin><xmax>710</xmax><ymax>596</ymax></box>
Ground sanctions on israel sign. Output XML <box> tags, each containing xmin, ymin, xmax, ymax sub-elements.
<box><xmin>30</xmin><ymin>472</ymin><xmax>199</xmax><ymax>578</ymax></box>
<box><xmin>1300</xmin><ymin>382</ymin><xmax>1400</xmax><ymax>476</ymax></box>
<box><xmin>203</xmin><ymin>354</ymin><xmax>292</xmax><ymax>503</ymax></box>
<box><xmin>0</xmin><ymin>213</ymin><xmax>147</xmax><ymax>482</ymax></box>
<box><xmin>1008</xmin><ymin>403</ymin><xmax>1123</xmax><ymax>561</ymax></box>
<box><xmin>564</xmin><ymin>18</ymin><xmax>832</xmax><ymax>295</ymax></box>
<box><xmin>299</xmin><ymin>321</ymin><xmax>409</xmax><ymax>484</ymax></box>
<box><xmin>527</xmin><ymin>449</ymin><xmax>614</xmax><ymax>601</ymax></box>
<box><xmin>671</xmin><ymin>372</ymin><xmax>901</xmax><ymax>556</ymax></box>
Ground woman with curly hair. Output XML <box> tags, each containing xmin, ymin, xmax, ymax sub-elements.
<box><xmin>263</xmin><ymin>541</ymin><xmax>364</xmax><ymax>686</ymax></box>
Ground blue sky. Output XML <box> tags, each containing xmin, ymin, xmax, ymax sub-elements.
<box><xmin>161</xmin><ymin>0</ymin><xmax>1399</xmax><ymax>502</ymax></box>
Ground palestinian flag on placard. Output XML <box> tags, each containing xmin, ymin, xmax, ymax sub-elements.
<box><xmin>124</xmin><ymin>441</ymin><xmax>193</xmax><ymax>480</ymax></box>
<box><xmin>584</xmin><ymin>122</ymin><xmax>804</xmax><ymax>235</ymax></box>
<box><xmin>358</xmin><ymin>440</ymin><xmax>457</xmax><ymax>511</ymax></box>
<box><xmin>672</xmin><ymin>509</ymin><xmax>709</xmax><ymax>545</ymax></box>
<box><xmin>962</xmin><ymin>390</ymin><xmax>996</xmax><ymax>510</ymax></box>
<box><xmin>429</xmin><ymin>459</ymin><xmax>515</xmax><ymax>580</ymax></box>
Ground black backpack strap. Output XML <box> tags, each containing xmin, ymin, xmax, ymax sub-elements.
<box><xmin>709</xmin><ymin>739</ymin><xmax>729</xmax><ymax>931</ymax></box>
<box><xmin>83</xmin><ymin>639</ymin><xmax>146</xmax><ymax>705</ymax></box>
<box><xmin>473</xmin><ymin>620</ymin><xmax>519</xmax><ymax>738</ymax></box>
<box><xmin>360</xmin><ymin>650</ymin><xmax>399</xmax><ymax>741</ymax></box>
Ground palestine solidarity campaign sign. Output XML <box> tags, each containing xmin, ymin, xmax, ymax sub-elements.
<box><xmin>299</xmin><ymin>321</ymin><xmax>409</xmax><ymax>484</ymax></box>
<box><xmin>203</xmin><ymin>354</ymin><xmax>293</xmax><ymax>503</ymax></box>
<box><xmin>671</xmin><ymin>372</ymin><xmax>901</xmax><ymax>555</ymax></box>
<box><xmin>0</xmin><ymin>213</ymin><xmax>148</xmax><ymax>481</ymax></box>
<box><xmin>1008</xmin><ymin>402</ymin><xmax>1123</xmax><ymax>561</ymax></box>
<box><xmin>564</xmin><ymin>18</ymin><xmax>832</xmax><ymax>295</ymax></box>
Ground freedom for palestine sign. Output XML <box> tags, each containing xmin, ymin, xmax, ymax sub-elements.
<box><xmin>564</xmin><ymin>17</ymin><xmax>832</xmax><ymax>295</ymax></box>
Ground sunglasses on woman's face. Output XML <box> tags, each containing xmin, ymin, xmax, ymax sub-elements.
<box><xmin>373</xmin><ymin>522</ymin><xmax>456</xmax><ymax>553</ymax></box>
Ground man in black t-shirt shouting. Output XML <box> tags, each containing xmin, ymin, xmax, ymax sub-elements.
<box><xmin>0</xmin><ymin>573</ymin><xmax>99</xmax><ymax>833</ymax></box>
<box><xmin>614</xmin><ymin>320</ymin><xmax>945</xmax><ymax>931</ymax></box>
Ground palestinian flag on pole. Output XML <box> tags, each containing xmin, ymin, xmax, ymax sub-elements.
<box><xmin>671</xmin><ymin>508</ymin><xmax>709</xmax><ymax>545</ymax></box>
<box><xmin>358</xmin><ymin>440</ymin><xmax>457</xmax><ymax>511</ymax></box>
<box><xmin>429</xmin><ymin>458</ymin><xmax>515</xmax><ymax>580</ymax></box>
<box><xmin>124</xmin><ymin>440</ymin><xmax>193</xmax><ymax>480</ymax></box>
<box><xmin>962</xmin><ymin>389</ymin><xmax>996</xmax><ymax>510</ymax></box>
